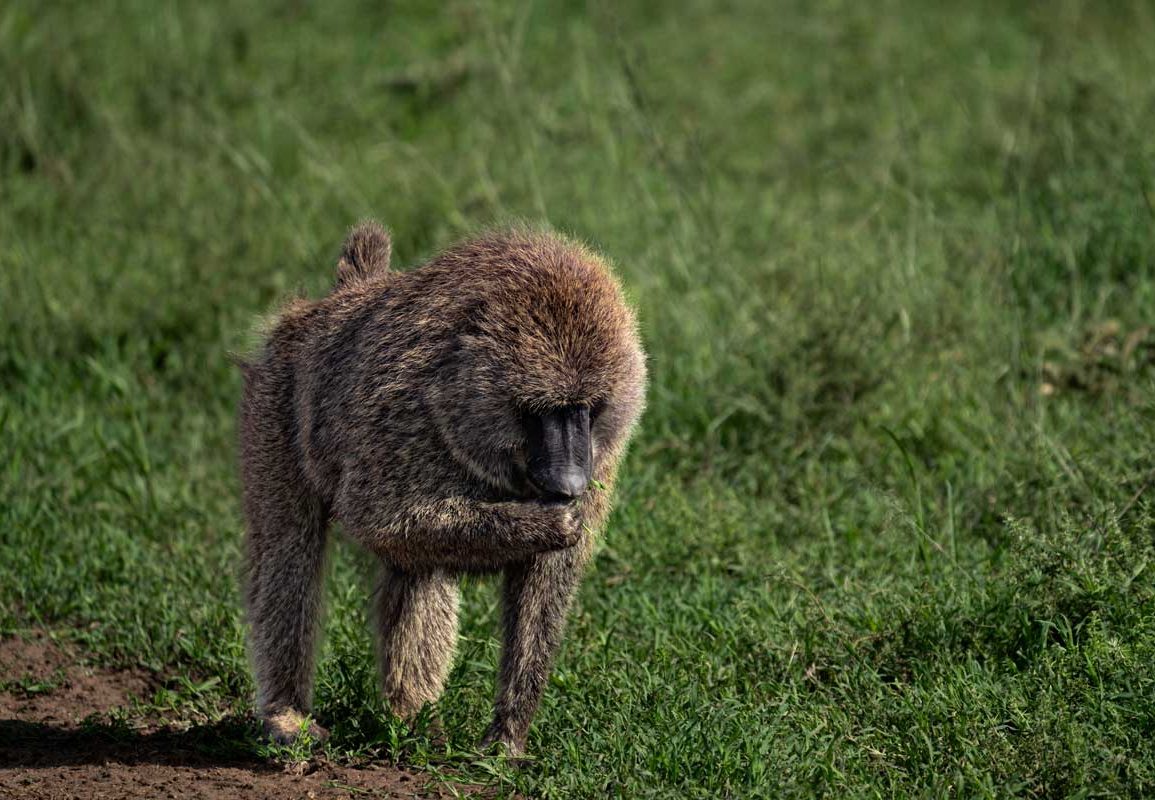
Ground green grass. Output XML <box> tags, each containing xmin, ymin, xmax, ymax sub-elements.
<box><xmin>3</xmin><ymin>0</ymin><xmax>1155</xmax><ymax>796</ymax></box>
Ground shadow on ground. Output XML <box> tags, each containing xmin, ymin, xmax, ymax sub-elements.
<box><xmin>0</xmin><ymin>634</ymin><xmax>482</xmax><ymax>798</ymax></box>
<box><xmin>0</xmin><ymin>716</ymin><xmax>261</xmax><ymax>769</ymax></box>
<box><xmin>0</xmin><ymin>716</ymin><xmax>469</xmax><ymax>799</ymax></box>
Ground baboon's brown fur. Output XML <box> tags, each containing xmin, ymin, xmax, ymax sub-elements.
<box><xmin>239</xmin><ymin>222</ymin><xmax>646</xmax><ymax>755</ymax></box>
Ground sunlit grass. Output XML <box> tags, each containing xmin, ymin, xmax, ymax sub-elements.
<box><xmin>3</xmin><ymin>0</ymin><xmax>1155</xmax><ymax>796</ymax></box>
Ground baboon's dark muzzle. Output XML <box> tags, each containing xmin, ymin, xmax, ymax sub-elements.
<box><xmin>526</xmin><ymin>405</ymin><xmax>592</xmax><ymax>501</ymax></box>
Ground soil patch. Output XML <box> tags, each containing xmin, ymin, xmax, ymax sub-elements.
<box><xmin>0</xmin><ymin>633</ymin><xmax>155</xmax><ymax>725</ymax></box>
<box><xmin>0</xmin><ymin>634</ymin><xmax>484</xmax><ymax>799</ymax></box>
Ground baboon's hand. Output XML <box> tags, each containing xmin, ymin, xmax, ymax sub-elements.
<box><xmin>356</xmin><ymin>495</ymin><xmax>583</xmax><ymax>570</ymax></box>
<box><xmin>496</xmin><ymin>499</ymin><xmax>581</xmax><ymax>552</ymax></box>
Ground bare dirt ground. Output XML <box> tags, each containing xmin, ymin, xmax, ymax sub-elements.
<box><xmin>0</xmin><ymin>634</ymin><xmax>478</xmax><ymax>799</ymax></box>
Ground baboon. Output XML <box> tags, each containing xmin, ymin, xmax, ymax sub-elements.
<box><xmin>238</xmin><ymin>222</ymin><xmax>646</xmax><ymax>756</ymax></box>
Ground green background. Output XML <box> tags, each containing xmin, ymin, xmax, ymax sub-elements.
<box><xmin>2</xmin><ymin>1</ymin><xmax>1155</xmax><ymax>796</ymax></box>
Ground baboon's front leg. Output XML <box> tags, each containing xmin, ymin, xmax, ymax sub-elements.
<box><xmin>481</xmin><ymin>544</ymin><xmax>585</xmax><ymax>757</ymax></box>
<box><xmin>375</xmin><ymin>563</ymin><xmax>461</xmax><ymax>719</ymax></box>
<box><xmin>244</xmin><ymin>490</ymin><xmax>330</xmax><ymax>744</ymax></box>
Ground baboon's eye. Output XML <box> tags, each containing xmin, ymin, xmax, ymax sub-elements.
<box><xmin>590</xmin><ymin>399</ymin><xmax>608</xmax><ymax>422</ymax></box>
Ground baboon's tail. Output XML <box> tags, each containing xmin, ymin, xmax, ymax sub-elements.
<box><xmin>335</xmin><ymin>220</ymin><xmax>393</xmax><ymax>288</ymax></box>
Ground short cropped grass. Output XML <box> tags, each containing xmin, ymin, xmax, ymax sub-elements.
<box><xmin>3</xmin><ymin>1</ymin><xmax>1155</xmax><ymax>796</ymax></box>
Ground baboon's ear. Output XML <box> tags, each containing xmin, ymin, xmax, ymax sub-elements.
<box><xmin>336</xmin><ymin>220</ymin><xmax>392</xmax><ymax>287</ymax></box>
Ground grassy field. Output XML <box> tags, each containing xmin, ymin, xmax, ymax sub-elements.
<box><xmin>3</xmin><ymin>0</ymin><xmax>1155</xmax><ymax>796</ymax></box>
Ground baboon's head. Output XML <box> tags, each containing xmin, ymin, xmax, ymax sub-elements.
<box><xmin>426</xmin><ymin>231</ymin><xmax>646</xmax><ymax>501</ymax></box>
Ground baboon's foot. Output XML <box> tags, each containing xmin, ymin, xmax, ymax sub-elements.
<box><xmin>261</xmin><ymin>709</ymin><xmax>330</xmax><ymax>746</ymax></box>
<box><xmin>384</xmin><ymin>689</ymin><xmax>445</xmax><ymax>725</ymax></box>
<box><xmin>479</xmin><ymin>723</ymin><xmax>528</xmax><ymax>762</ymax></box>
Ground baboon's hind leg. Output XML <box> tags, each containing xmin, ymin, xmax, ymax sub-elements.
<box><xmin>374</xmin><ymin>564</ymin><xmax>461</xmax><ymax>720</ymax></box>
<box><xmin>241</xmin><ymin>415</ymin><xmax>330</xmax><ymax>745</ymax></box>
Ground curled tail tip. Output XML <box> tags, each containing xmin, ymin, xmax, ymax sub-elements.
<box><xmin>336</xmin><ymin>220</ymin><xmax>392</xmax><ymax>287</ymax></box>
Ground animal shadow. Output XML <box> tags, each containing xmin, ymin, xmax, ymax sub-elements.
<box><xmin>0</xmin><ymin>716</ymin><xmax>269</xmax><ymax>770</ymax></box>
